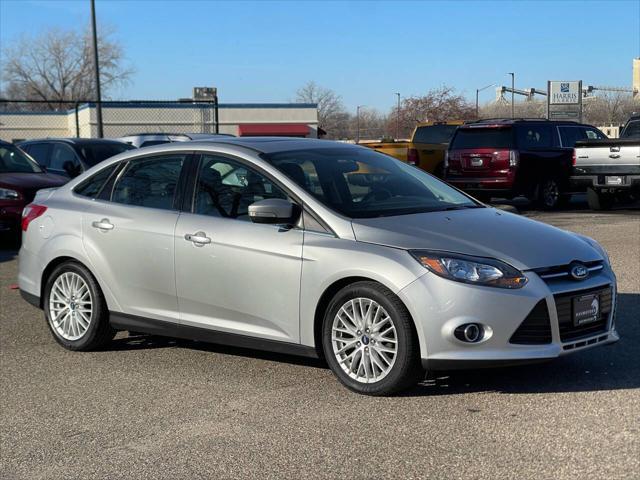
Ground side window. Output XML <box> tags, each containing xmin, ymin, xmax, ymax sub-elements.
<box><xmin>558</xmin><ymin>126</ymin><xmax>586</xmax><ymax>147</ymax></box>
<box><xmin>74</xmin><ymin>164</ymin><xmax>119</xmax><ymax>198</ymax></box>
<box><xmin>584</xmin><ymin>128</ymin><xmax>605</xmax><ymax>140</ymax></box>
<box><xmin>516</xmin><ymin>125</ymin><xmax>553</xmax><ymax>149</ymax></box>
<box><xmin>194</xmin><ymin>155</ymin><xmax>287</xmax><ymax>220</ymax></box>
<box><xmin>24</xmin><ymin>143</ymin><xmax>51</xmax><ymax>167</ymax></box>
<box><xmin>50</xmin><ymin>144</ymin><xmax>82</xmax><ymax>176</ymax></box>
<box><xmin>112</xmin><ymin>154</ymin><xmax>186</xmax><ymax>210</ymax></box>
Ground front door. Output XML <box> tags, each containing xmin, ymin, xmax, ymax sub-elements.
<box><xmin>82</xmin><ymin>153</ymin><xmax>188</xmax><ymax>322</ymax></box>
<box><xmin>174</xmin><ymin>153</ymin><xmax>303</xmax><ymax>342</ymax></box>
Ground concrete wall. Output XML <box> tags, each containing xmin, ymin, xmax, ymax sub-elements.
<box><xmin>0</xmin><ymin>103</ymin><xmax>318</xmax><ymax>142</ymax></box>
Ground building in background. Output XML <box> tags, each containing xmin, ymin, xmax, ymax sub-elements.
<box><xmin>0</xmin><ymin>102</ymin><xmax>319</xmax><ymax>143</ymax></box>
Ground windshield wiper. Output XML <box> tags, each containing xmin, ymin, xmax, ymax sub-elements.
<box><xmin>438</xmin><ymin>205</ymin><xmax>484</xmax><ymax>211</ymax></box>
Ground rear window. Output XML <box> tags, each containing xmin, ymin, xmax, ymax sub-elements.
<box><xmin>450</xmin><ymin>128</ymin><xmax>513</xmax><ymax>149</ymax></box>
<box><xmin>81</xmin><ymin>143</ymin><xmax>134</xmax><ymax>167</ymax></box>
<box><xmin>412</xmin><ymin>125</ymin><xmax>459</xmax><ymax>144</ymax></box>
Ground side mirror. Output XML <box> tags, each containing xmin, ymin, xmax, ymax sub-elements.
<box><xmin>248</xmin><ymin>198</ymin><xmax>300</xmax><ymax>225</ymax></box>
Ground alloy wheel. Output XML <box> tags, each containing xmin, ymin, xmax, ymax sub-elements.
<box><xmin>331</xmin><ymin>297</ymin><xmax>398</xmax><ymax>384</ymax></box>
<box><xmin>49</xmin><ymin>272</ymin><xmax>93</xmax><ymax>341</ymax></box>
<box><xmin>542</xmin><ymin>180</ymin><xmax>559</xmax><ymax>207</ymax></box>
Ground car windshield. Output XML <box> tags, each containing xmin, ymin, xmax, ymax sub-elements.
<box><xmin>265</xmin><ymin>147</ymin><xmax>481</xmax><ymax>218</ymax></box>
<box><xmin>0</xmin><ymin>143</ymin><xmax>43</xmax><ymax>173</ymax></box>
<box><xmin>81</xmin><ymin>143</ymin><xmax>135</xmax><ymax>166</ymax></box>
<box><xmin>413</xmin><ymin>125</ymin><xmax>459</xmax><ymax>144</ymax></box>
<box><xmin>451</xmin><ymin>127</ymin><xmax>514</xmax><ymax>149</ymax></box>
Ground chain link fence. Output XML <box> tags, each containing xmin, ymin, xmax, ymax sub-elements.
<box><xmin>0</xmin><ymin>99</ymin><xmax>219</xmax><ymax>143</ymax></box>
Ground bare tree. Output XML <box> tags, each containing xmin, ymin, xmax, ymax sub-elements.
<box><xmin>1</xmin><ymin>26</ymin><xmax>133</xmax><ymax>108</ymax></box>
<box><xmin>583</xmin><ymin>92</ymin><xmax>639</xmax><ymax>126</ymax></box>
<box><xmin>479</xmin><ymin>100</ymin><xmax>546</xmax><ymax>119</ymax></box>
<box><xmin>296</xmin><ymin>81</ymin><xmax>348</xmax><ymax>137</ymax></box>
<box><xmin>387</xmin><ymin>86</ymin><xmax>475</xmax><ymax>138</ymax></box>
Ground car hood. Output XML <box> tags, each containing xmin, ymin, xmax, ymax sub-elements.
<box><xmin>350</xmin><ymin>208</ymin><xmax>602</xmax><ymax>270</ymax></box>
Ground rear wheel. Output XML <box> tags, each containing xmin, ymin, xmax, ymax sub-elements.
<box><xmin>322</xmin><ymin>281</ymin><xmax>422</xmax><ymax>396</ymax></box>
<box><xmin>587</xmin><ymin>187</ymin><xmax>615</xmax><ymax>211</ymax></box>
<box><xmin>44</xmin><ymin>261</ymin><xmax>115</xmax><ymax>351</ymax></box>
<box><xmin>537</xmin><ymin>177</ymin><xmax>569</xmax><ymax>210</ymax></box>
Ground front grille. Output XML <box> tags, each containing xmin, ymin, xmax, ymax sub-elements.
<box><xmin>535</xmin><ymin>260</ymin><xmax>604</xmax><ymax>282</ymax></box>
<box><xmin>555</xmin><ymin>285</ymin><xmax>612</xmax><ymax>342</ymax></box>
<box><xmin>510</xmin><ymin>300</ymin><xmax>552</xmax><ymax>344</ymax></box>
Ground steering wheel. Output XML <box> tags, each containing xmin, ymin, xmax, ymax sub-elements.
<box><xmin>361</xmin><ymin>188</ymin><xmax>392</xmax><ymax>203</ymax></box>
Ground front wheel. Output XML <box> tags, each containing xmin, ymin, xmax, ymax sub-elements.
<box><xmin>322</xmin><ymin>281</ymin><xmax>422</xmax><ymax>396</ymax></box>
<box><xmin>44</xmin><ymin>261</ymin><xmax>115</xmax><ymax>351</ymax></box>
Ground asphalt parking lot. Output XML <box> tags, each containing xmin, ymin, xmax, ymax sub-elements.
<box><xmin>1</xmin><ymin>202</ymin><xmax>639</xmax><ymax>480</ymax></box>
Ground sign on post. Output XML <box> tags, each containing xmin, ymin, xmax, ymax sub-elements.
<box><xmin>547</xmin><ymin>81</ymin><xmax>582</xmax><ymax>122</ymax></box>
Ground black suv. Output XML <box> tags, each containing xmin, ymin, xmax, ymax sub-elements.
<box><xmin>445</xmin><ymin>119</ymin><xmax>607</xmax><ymax>209</ymax></box>
<box><xmin>18</xmin><ymin>138</ymin><xmax>135</xmax><ymax>179</ymax></box>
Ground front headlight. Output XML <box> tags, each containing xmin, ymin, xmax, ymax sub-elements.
<box><xmin>0</xmin><ymin>188</ymin><xmax>20</xmax><ymax>200</ymax></box>
<box><xmin>410</xmin><ymin>250</ymin><xmax>528</xmax><ymax>289</ymax></box>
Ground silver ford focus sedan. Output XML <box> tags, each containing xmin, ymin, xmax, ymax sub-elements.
<box><xmin>18</xmin><ymin>138</ymin><xmax>618</xmax><ymax>395</ymax></box>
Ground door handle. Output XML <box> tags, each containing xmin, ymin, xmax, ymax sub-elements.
<box><xmin>92</xmin><ymin>219</ymin><xmax>114</xmax><ymax>231</ymax></box>
<box><xmin>185</xmin><ymin>231</ymin><xmax>211</xmax><ymax>245</ymax></box>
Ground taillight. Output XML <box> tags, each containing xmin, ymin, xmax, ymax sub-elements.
<box><xmin>509</xmin><ymin>150</ymin><xmax>519</xmax><ymax>168</ymax></box>
<box><xmin>407</xmin><ymin>148</ymin><xmax>419</xmax><ymax>166</ymax></box>
<box><xmin>444</xmin><ymin>150</ymin><xmax>449</xmax><ymax>169</ymax></box>
<box><xmin>572</xmin><ymin>149</ymin><xmax>577</xmax><ymax>166</ymax></box>
<box><xmin>21</xmin><ymin>204</ymin><xmax>47</xmax><ymax>231</ymax></box>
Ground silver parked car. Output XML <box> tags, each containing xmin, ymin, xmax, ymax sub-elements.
<box><xmin>18</xmin><ymin>138</ymin><xmax>618</xmax><ymax>395</ymax></box>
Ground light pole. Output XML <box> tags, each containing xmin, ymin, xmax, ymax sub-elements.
<box><xmin>475</xmin><ymin>83</ymin><xmax>495</xmax><ymax>119</ymax></box>
<box><xmin>508</xmin><ymin>72</ymin><xmax>515</xmax><ymax>119</ymax></box>
<box><xmin>356</xmin><ymin>105</ymin><xmax>365</xmax><ymax>143</ymax></box>
<box><xmin>395</xmin><ymin>92</ymin><xmax>400</xmax><ymax>140</ymax></box>
<box><xmin>90</xmin><ymin>0</ymin><xmax>103</xmax><ymax>138</ymax></box>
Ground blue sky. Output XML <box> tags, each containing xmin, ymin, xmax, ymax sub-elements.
<box><xmin>1</xmin><ymin>0</ymin><xmax>638</xmax><ymax>112</ymax></box>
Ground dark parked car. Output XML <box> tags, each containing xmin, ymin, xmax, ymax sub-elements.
<box><xmin>0</xmin><ymin>140</ymin><xmax>67</xmax><ymax>235</ymax></box>
<box><xmin>445</xmin><ymin>119</ymin><xmax>607</xmax><ymax>209</ymax></box>
<box><xmin>18</xmin><ymin>138</ymin><xmax>135</xmax><ymax>179</ymax></box>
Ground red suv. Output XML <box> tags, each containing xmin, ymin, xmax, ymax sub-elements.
<box><xmin>445</xmin><ymin>119</ymin><xmax>606</xmax><ymax>209</ymax></box>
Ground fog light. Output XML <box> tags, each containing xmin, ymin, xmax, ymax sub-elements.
<box><xmin>454</xmin><ymin>323</ymin><xmax>484</xmax><ymax>343</ymax></box>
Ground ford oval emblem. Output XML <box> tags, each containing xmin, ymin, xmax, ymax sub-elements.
<box><xmin>570</xmin><ymin>263</ymin><xmax>589</xmax><ymax>281</ymax></box>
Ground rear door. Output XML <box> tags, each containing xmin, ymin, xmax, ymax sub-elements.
<box><xmin>82</xmin><ymin>152</ymin><xmax>190</xmax><ymax>322</ymax></box>
<box><xmin>449</xmin><ymin>127</ymin><xmax>514</xmax><ymax>176</ymax></box>
<box><xmin>515</xmin><ymin>124</ymin><xmax>569</xmax><ymax>190</ymax></box>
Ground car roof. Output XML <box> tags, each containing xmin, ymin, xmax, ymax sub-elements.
<box><xmin>133</xmin><ymin>136</ymin><xmax>355</xmax><ymax>155</ymax></box>
<box><xmin>461</xmin><ymin>118</ymin><xmax>592</xmax><ymax>128</ymax></box>
<box><xmin>18</xmin><ymin>138</ymin><xmax>130</xmax><ymax>146</ymax></box>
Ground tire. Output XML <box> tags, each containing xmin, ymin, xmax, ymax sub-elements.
<box><xmin>321</xmin><ymin>281</ymin><xmax>423</xmax><ymax>396</ymax></box>
<box><xmin>587</xmin><ymin>187</ymin><xmax>614</xmax><ymax>211</ymax></box>
<box><xmin>43</xmin><ymin>261</ymin><xmax>115</xmax><ymax>351</ymax></box>
<box><xmin>536</xmin><ymin>177</ymin><xmax>569</xmax><ymax>210</ymax></box>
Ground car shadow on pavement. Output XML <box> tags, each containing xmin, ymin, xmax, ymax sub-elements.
<box><xmin>106</xmin><ymin>294</ymin><xmax>639</xmax><ymax>391</ymax></box>
<box><xmin>401</xmin><ymin>292</ymin><xmax>640</xmax><ymax>397</ymax></box>
<box><xmin>108</xmin><ymin>333</ymin><xmax>327</xmax><ymax>369</ymax></box>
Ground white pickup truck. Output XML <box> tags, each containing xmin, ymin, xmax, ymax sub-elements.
<box><xmin>571</xmin><ymin>116</ymin><xmax>640</xmax><ymax>210</ymax></box>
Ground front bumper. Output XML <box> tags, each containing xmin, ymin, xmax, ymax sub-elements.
<box><xmin>398</xmin><ymin>264</ymin><xmax>617</xmax><ymax>370</ymax></box>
